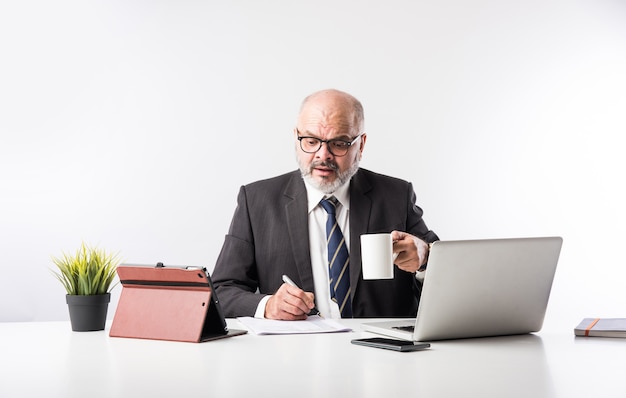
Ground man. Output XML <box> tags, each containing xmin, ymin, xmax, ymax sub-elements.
<box><xmin>212</xmin><ymin>89</ymin><xmax>438</xmax><ymax>319</ymax></box>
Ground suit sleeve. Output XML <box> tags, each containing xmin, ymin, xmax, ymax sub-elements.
<box><xmin>406</xmin><ymin>182</ymin><xmax>439</xmax><ymax>244</ymax></box>
<box><xmin>211</xmin><ymin>186</ymin><xmax>266</xmax><ymax>317</ymax></box>
<box><xmin>405</xmin><ymin>182</ymin><xmax>438</xmax><ymax>295</ymax></box>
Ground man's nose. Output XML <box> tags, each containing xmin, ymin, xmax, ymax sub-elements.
<box><xmin>315</xmin><ymin>141</ymin><xmax>335</xmax><ymax>159</ymax></box>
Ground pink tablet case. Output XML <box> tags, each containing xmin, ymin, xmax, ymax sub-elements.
<box><xmin>110</xmin><ymin>264</ymin><xmax>245</xmax><ymax>342</ymax></box>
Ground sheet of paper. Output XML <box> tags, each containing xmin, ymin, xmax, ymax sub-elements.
<box><xmin>236</xmin><ymin>315</ymin><xmax>352</xmax><ymax>335</ymax></box>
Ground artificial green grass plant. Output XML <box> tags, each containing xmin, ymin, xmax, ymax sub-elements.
<box><xmin>52</xmin><ymin>243</ymin><xmax>120</xmax><ymax>295</ymax></box>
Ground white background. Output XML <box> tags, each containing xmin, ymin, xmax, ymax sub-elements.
<box><xmin>1</xmin><ymin>0</ymin><xmax>625</xmax><ymax>332</ymax></box>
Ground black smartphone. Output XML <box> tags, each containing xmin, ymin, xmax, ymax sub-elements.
<box><xmin>351</xmin><ymin>337</ymin><xmax>431</xmax><ymax>352</ymax></box>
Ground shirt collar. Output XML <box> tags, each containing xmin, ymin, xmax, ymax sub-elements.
<box><xmin>304</xmin><ymin>179</ymin><xmax>351</xmax><ymax>213</ymax></box>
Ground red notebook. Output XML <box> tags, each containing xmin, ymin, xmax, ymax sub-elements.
<box><xmin>109</xmin><ymin>264</ymin><xmax>246</xmax><ymax>342</ymax></box>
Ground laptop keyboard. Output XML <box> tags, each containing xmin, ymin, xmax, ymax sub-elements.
<box><xmin>392</xmin><ymin>325</ymin><xmax>415</xmax><ymax>332</ymax></box>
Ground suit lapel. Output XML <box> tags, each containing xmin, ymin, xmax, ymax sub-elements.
<box><xmin>349</xmin><ymin>169</ymin><xmax>372</xmax><ymax>292</ymax></box>
<box><xmin>283</xmin><ymin>172</ymin><xmax>315</xmax><ymax>292</ymax></box>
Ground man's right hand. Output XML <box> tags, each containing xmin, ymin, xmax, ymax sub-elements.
<box><xmin>264</xmin><ymin>283</ymin><xmax>315</xmax><ymax>320</ymax></box>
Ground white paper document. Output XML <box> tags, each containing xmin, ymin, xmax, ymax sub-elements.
<box><xmin>236</xmin><ymin>315</ymin><xmax>352</xmax><ymax>335</ymax></box>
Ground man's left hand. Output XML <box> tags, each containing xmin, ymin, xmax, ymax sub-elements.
<box><xmin>391</xmin><ymin>230</ymin><xmax>430</xmax><ymax>273</ymax></box>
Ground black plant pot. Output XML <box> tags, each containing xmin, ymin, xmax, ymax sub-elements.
<box><xmin>66</xmin><ymin>293</ymin><xmax>111</xmax><ymax>332</ymax></box>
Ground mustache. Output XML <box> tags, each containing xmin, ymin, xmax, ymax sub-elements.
<box><xmin>310</xmin><ymin>160</ymin><xmax>338</xmax><ymax>171</ymax></box>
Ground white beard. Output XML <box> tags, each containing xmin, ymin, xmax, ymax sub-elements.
<box><xmin>298</xmin><ymin>155</ymin><xmax>361</xmax><ymax>194</ymax></box>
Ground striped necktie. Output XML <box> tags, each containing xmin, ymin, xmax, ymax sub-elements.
<box><xmin>319</xmin><ymin>197</ymin><xmax>352</xmax><ymax>318</ymax></box>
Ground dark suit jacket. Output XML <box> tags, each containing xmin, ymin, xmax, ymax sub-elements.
<box><xmin>211</xmin><ymin>168</ymin><xmax>439</xmax><ymax>318</ymax></box>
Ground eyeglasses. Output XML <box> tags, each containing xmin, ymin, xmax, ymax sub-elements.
<box><xmin>296</xmin><ymin>130</ymin><xmax>363</xmax><ymax>157</ymax></box>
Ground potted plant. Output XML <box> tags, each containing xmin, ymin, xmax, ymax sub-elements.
<box><xmin>51</xmin><ymin>243</ymin><xmax>121</xmax><ymax>331</ymax></box>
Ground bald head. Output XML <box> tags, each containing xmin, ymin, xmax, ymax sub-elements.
<box><xmin>298</xmin><ymin>89</ymin><xmax>364</xmax><ymax>136</ymax></box>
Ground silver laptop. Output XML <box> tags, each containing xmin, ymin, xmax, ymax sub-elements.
<box><xmin>362</xmin><ymin>237</ymin><xmax>563</xmax><ymax>341</ymax></box>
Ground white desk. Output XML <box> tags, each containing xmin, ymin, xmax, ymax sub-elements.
<box><xmin>0</xmin><ymin>319</ymin><xmax>623</xmax><ymax>398</ymax></box>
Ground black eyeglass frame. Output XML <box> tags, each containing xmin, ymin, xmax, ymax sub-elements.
<box><xmin>296</xmin><ymin>130</ymin><xmax>363</xmax><ymax>157</ymax></box>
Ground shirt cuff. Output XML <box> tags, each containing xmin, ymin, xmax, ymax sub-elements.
<box><xmin>254</xmin><ymin>295</ymin><xmax>271</xmax><ymax>318</ymax></box>
<box><xmin>415</xmin><ymin>269</ymin><xmax>426</xmax><ymax>282</ymax></box>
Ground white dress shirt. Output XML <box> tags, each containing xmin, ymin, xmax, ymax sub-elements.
<box><xmin>305</xmin><ymin>181</ymin><xmax>351</xmax><ymax>319</ymax></box>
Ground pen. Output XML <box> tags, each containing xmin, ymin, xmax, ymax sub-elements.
<box><xmin>281</xmin><ymin>274</ymin><xmax>322</xmax><ymax>318</ymax></box>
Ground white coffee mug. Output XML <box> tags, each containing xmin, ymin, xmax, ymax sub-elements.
<box><xmin>360</xmin><ymin>233</ymin><xmax>398</xmax><ymax>280</ymax></box>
